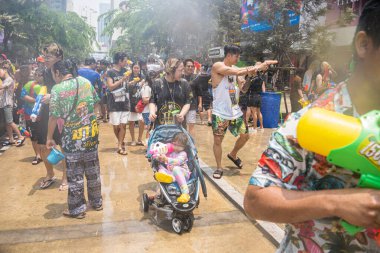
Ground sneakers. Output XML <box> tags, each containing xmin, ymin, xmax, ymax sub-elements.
<box><xmin>177</xmin><ymin>193</ymin><xmax>190</xmax><ymax>203</ymax></box>
<box><xmin>154</xmin><ymin>172</ymin><xmax>173</xmax><ymax>183</ymax></box>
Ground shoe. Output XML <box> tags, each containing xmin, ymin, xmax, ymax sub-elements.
<box><xmin>177</xmin><ymin>193</ymin><xmax>190</xmax><ymax>203</ymax></box>
<box><xmin>130</xmin><ymin>141</ymin><xmax>136</xmax><ymax>146</ymax></box>
<box><xmin>93</xmin><ymin>205</ymin><xmax>103</xmax><ymax>211</ymax></box>
<box><xmin>154</xmin><ymin>172</ymin><xmax>173</xmax><ymax>183</ymax></box>
<box><xmin>62</xmin><ymin>209</ymin><xmax>86</xmax><ymax>219</ymax></box>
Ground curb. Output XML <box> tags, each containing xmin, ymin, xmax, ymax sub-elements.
<box><xmin>199</xmin><ymin>158</ymin><xmax>284</xmax><ymax>247</ymax></box>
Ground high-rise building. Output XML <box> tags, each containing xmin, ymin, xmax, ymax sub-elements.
<box><xmin>98</xmin><ymin>3</ymin><xmax>111</xmax><ymax>48</ymax></box>
<box><xmin>45</xmin><ymin>0</ymin><xmax>67</xmax><ymax>12</ymax></box>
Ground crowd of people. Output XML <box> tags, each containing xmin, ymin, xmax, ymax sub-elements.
<box><xmin>0</xmin><ymin>1</ymin><xmax>379</xmax><ymax>250</ymax></box>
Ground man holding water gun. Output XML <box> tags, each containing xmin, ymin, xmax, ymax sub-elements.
<box><xmin>244</xmin><ymin>1</ymin><xmax>380</xmax><ymax>251</ymax></box>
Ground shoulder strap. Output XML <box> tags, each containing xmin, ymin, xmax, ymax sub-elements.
<box><xmin>63</xmin><ymin>78</ymin><xmax>80</xmax><ymax>121</ymax></box>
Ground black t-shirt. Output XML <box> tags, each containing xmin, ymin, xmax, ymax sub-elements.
<box><xmin>247</xmin><ymin>76</ymin><xmax>263</xmax><ymax>95</ymax></box>
<box><xmin>127</xmin><ymin>74</ymin><xmax>145</xmax><ymax>112</ymax></box>
<box><xmin>183</xmin><ymin>74</ymin><xmax>198</xmax><ymax>110</ymax></box>
<box><xmin>193</xmin><ymin>73</ymin><xmax>212</xmax><ymax>102</ymax></box>
<box><xmin>150</xmin><ymin>77</ymin><xmax>193</xmax><ymax>127</ymax></box>
<box><xmin>107</xmin><ymin>68</ymin><xmax>130</xmax><ymax>112</ymax></box>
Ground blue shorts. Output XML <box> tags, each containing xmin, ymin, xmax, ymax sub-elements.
<box><xmin>142</xmin><ymin>113</ymin><xmax>150</xmax><ymax>126</ymax></box>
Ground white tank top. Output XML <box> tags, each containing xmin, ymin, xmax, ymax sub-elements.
<box><xmin>212</xmin><ymin>75</ymin><xmax>243</xmax><ymax>120</ymax></box>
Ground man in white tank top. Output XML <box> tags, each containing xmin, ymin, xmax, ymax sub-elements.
<box><xmin>211</xmin><ymin>44</ymin><xmax>277</xmax><ymax>179</ymax></box>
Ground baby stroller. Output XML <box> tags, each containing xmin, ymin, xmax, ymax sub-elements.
<box><xmin>142</xmin><ymin>124</ymin><xmax>207</xmax><ymax>234</ymax></box>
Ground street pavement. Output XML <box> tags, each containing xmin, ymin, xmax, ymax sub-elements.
<box><xmin>0</xmin><ymin>122</ymin><xmax>277</xmax><ymax>253</ymax></box>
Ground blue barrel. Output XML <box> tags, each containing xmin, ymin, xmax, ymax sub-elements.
<box><xmin>260</xmin><ymin>92</ymin><xmax>282</xmax><ymax>128</ymax></box>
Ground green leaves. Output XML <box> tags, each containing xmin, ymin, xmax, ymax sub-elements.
<box><xmin>0</xmin><ymin>1</ymin><xmax>95</xmax><ymax>62</ymax></box>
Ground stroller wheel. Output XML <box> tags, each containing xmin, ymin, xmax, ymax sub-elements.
<box><xmin>172</xmin><ymin>217</ymin><xmax>184</xmax><ymax>234</ymax></box>
<box><xmin>142</xmin><ymin>193</ymin><xmax>149</xmax><ymax>213</ymax></box>
<box><xmin>184</xmin><ymin>214</ymin><xmax>194</xmax><ymax>232</ymax></box>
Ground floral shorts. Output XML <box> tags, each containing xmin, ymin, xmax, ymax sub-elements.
<box><xmin>212</xmin><ymin>114</ymin><xmax>248</xmax><ymax>137</ymax></box>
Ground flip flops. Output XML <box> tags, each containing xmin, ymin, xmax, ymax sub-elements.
<box><xmin>117</xmin><ymin>148</ymin><xmax>128</xmax><ymax>155</ymax></box>
<box><xmin>15</xmin><ymin>138</ymin><xmax>25</xmax><ymax>147</ymax></box>
<box><xmin>136</xmin><ymin>141</ymin><xmax>144</xmax><ymax>146</ymax></box>
<box><xmin>32</xmin><ymin>157</ymin><xmax>43</xmax><ymax>165</ymax></box>
<box><xmin>40</xmin><ymin>176</ymin><xmax>56</xmax><ymax>189</ymax></box>
<box><xmin>213</xmin><ymin>169</ymin><xmax>223</xmax><ymax>179</ymax></box>
<box><xmin>2</xmin><ymin>140</ymin><xmax>15</xmax><ymax>146</ymax></box>
<box><xmin>59</xmin><ymin>183</ymin><xmax>68</xmax><ymax>191</ymax></box>
<box><xmin>227</xmin><ymin>154</ymin><xmax>243</xmax><ymax>169</ymax></box>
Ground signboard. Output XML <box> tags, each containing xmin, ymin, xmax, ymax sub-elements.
<box><xmin>241</xmin><ymin>0</ymin><xmax>301</xmax><ymax>32</ymax></box>
<box><xmin>208</xmin><ymin>47</ymin><xmax>224</xmax><ymax>59</ymax></box>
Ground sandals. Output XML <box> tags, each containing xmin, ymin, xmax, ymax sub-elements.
<box><xmin>40</xmin><ymin>176</ymin><xmax>56</xmax><ymax>189</ymax></box>
<box><xmin>59</xmin><ymin>183</ymin><xmax>68</xmax><ymax>191</ymax></box>
<box><xmin>117</xmin><ymin>148</ymin><xmax>128</xmax><ymax>155</ymax></box>
<box><xmin>227</xmin><ymin>154</ymin><xmax>243</xmax><ymax>169</ymax></box>
<box><xmin>136</xmin><ymin>141</ymin><xmax>144</xmax><ymax>146</ymax></box>
<box><xmin>63</xmin><ymin>209</ymin><xmax>86</xmax><ymax>219</ymax></box>
<box><xmin>130</xmin><ymin>141</ymin><xmax>137</xmax><ymax>146</ymax></box>
<box><xmin>2</xmin><ymin>140</ymin><xmax>15</xmax><ymax>146</ymax></box>
<box><xmin>213</xmin><ymin>169</ymin><xmax>223</xmax><ymax>179</ymax></box>
<box><xmin>32</xmin><ymin>157</ymin><xmax>43</xmax><ymax>165</ymax></box>
<box><xmin>15</xmin><ymin>138</ymin><xmax>25</xmax><ymax>147</ymax></box>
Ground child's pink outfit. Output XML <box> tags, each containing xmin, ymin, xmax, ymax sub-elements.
<box><xmin>158</xmin><ymin>151</ymin><xmax>191</xmax><ymax>194</ymax></box>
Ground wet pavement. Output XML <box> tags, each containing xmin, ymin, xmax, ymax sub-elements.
<box><xmin>0</xmin><ymin>122</ymin><xmax>277</xmax><ymax>253</ymax></box>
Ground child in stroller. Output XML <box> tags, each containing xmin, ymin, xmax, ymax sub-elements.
<box><xmin>142</xmin><ymin>124</ymin><xmax>207</xmax><ymax>234</ymax></box>
<box><xmin>153</xmin><ymin>133</ymin><xmax>191</xmax><ymax>203</ymax></box>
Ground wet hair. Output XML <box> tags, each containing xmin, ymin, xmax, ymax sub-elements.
<box><xmin>183</xmin><ymin>59</ymin><xmax>194</xmax><ymax>67</ymax></box>
<box><xmin>43</xmin><ymin>43</ymin><xmax>63</xmax><ymax>59</ymax></box>
<box><xmin>165</xmin><ymin>58</ymin><xmax>181</xmax><ymax>75</ymax></box>
<box><xmin>224</xmin><ymin>44</ymin><xmax>242</xmax><ymax>57</ymax></box>
<box><xmin>173</xmin><ymin>133</ymin><xmax>188</xmax><ymax>147</ymax></box>
<box><xmin>84</xmin><ymin>57</ymin><xmax>96</xmax><ymax>66</ymax></box>
<box><xmin>52</xmin><ymin>59</ymin><xmax>78</xmax><ymax>78</ymax></box>
<box><xmin>113</xmin><ymin>52</ymin><xmax>127</xmax><ymax>64</ymax></box>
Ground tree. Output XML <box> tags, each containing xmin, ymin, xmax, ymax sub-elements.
<box><xmin>101</xmin><ymin>0</ymin><xmax>218</xmax><ymax>60</ymax></box>
<box><xmin>241</xmin><ymin>0</ymin><xmax>333</xmax><ymax>65</ymax></box>
<box><xmin>0</xmin><ymin>0</ymin><xmax>96</xmax><ymax>62</ymax></box>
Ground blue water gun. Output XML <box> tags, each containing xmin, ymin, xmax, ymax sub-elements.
<box><xmin>30</xmin><ymin>86</ymin><xmax>47</xmax><ymax>122</ymax></box>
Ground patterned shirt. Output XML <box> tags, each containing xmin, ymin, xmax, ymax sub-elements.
<box><xmin>0</xmin><ymin>77</ymin><xmax>14</xmax><ymax>108</ymax></box>
<box><xmin>249</xmin><ymin>83</ymin><xmax>380</xmax><ymax>252</ymax></box>
<box><xmin>50</xmin><ymin>77</ymin><xmax>100</xmax><ymax>154</ymax></box>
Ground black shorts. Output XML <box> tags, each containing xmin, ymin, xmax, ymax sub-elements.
<box><xmin>38</xmin><ymin>105</ymin><xmax>62</xmax><ymax>145</ymax></box>
<box><xmin>26</xmin><ymin>120</ymin><xmax>41</xmax><ymax>142</ymax></box>
<box><xmin>101</xmin><ymin>94</ymin><xmax>108</xmax><ymax>105</ymax></box>
<box><xmin>247</xmin><ymin>94</ymin><xmax>261</xmax><ymax>108</ymax></box>
<box><xmin>203</xmin><ymin>101</ymin><xmax>212</xmax><ymax>111</ymax></box>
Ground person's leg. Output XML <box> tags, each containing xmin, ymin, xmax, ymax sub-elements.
<box><xmin>245</xmin><ymin>108</ymin><xmax>251</xmax><ymax>127</ymax></box>
<box><xmin>213</xmin><ymin>134</ymin><xmax>224</xmax><ymax>169</ymax></box>
<box><xmin>113</xmin><ymin>125</ymin><xmax>120</xmax><ymax>141</ymax></box>
<box><xmin>66</xmin><ymin>153</ymin><xmax>86</xmax><ymax>216</ymax></box>
<box><xmin>137</xmin><ymin>120</ymin><xmax>144</xmax><ymax>143</ymax></box>
<box><xmin>228</xmin><ymin>116</ymin><xmax>250</xmax><ymax>161</ymax></box>
<box><xmin>128</xmin><ymin>121</ymin><xmax>135</xmax><ymax>143</ymax></box>
<box><xmin>252</xmin><ymin>108</ymin><xmax>258</xmax><ymax>130</ymax></box>
<box><xmin>5</xmin><ymin>123</ymin><xmax>15</xmax><ymax>143</ymax></box>
<box><xmin>257</xmin><ymin>108</ymin><xmax>264</xmax><ymax>130</ymax></box>
<box><xmin>39</xmin><ymin>145</ymin><xmax>56</xmax><ymax>188</ymax></box>
<box><xmin>31</xmin><ymin>141</ymin><xmax>41</xmax><ymax>158</ymax></box>
<box><xmin>119</xmin><ymin>123</ymin><xmax>127</xmax><ymax>149</ymax></box>
<box><xmin>172</xmin><ymin>166</ymin><xmax>190</xmax><ymax>202</ymax></box>
<box><xmin>84</xmin><ymin>151</ymin><xmax>102</xmax><ymax>209</ymax></box>
<box><xmin>172</xmin><ymin>166</ymin><xmax>189</xmax><ymax>194</ymax></box>
<box><xmin>188</xmin><ymin>123</ymin><xmax>195</xmax><ymax>136</ymax></box>
<box><xmin>207</xmin><ymin>109</ymin><xmax>212</xmax><ymax>124</ymax></box>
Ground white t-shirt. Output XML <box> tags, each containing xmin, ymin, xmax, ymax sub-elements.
<box><xmin>140</xmin><ymin>85</ymin><xmax>152</xmax><ymax>113</ymax></box>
